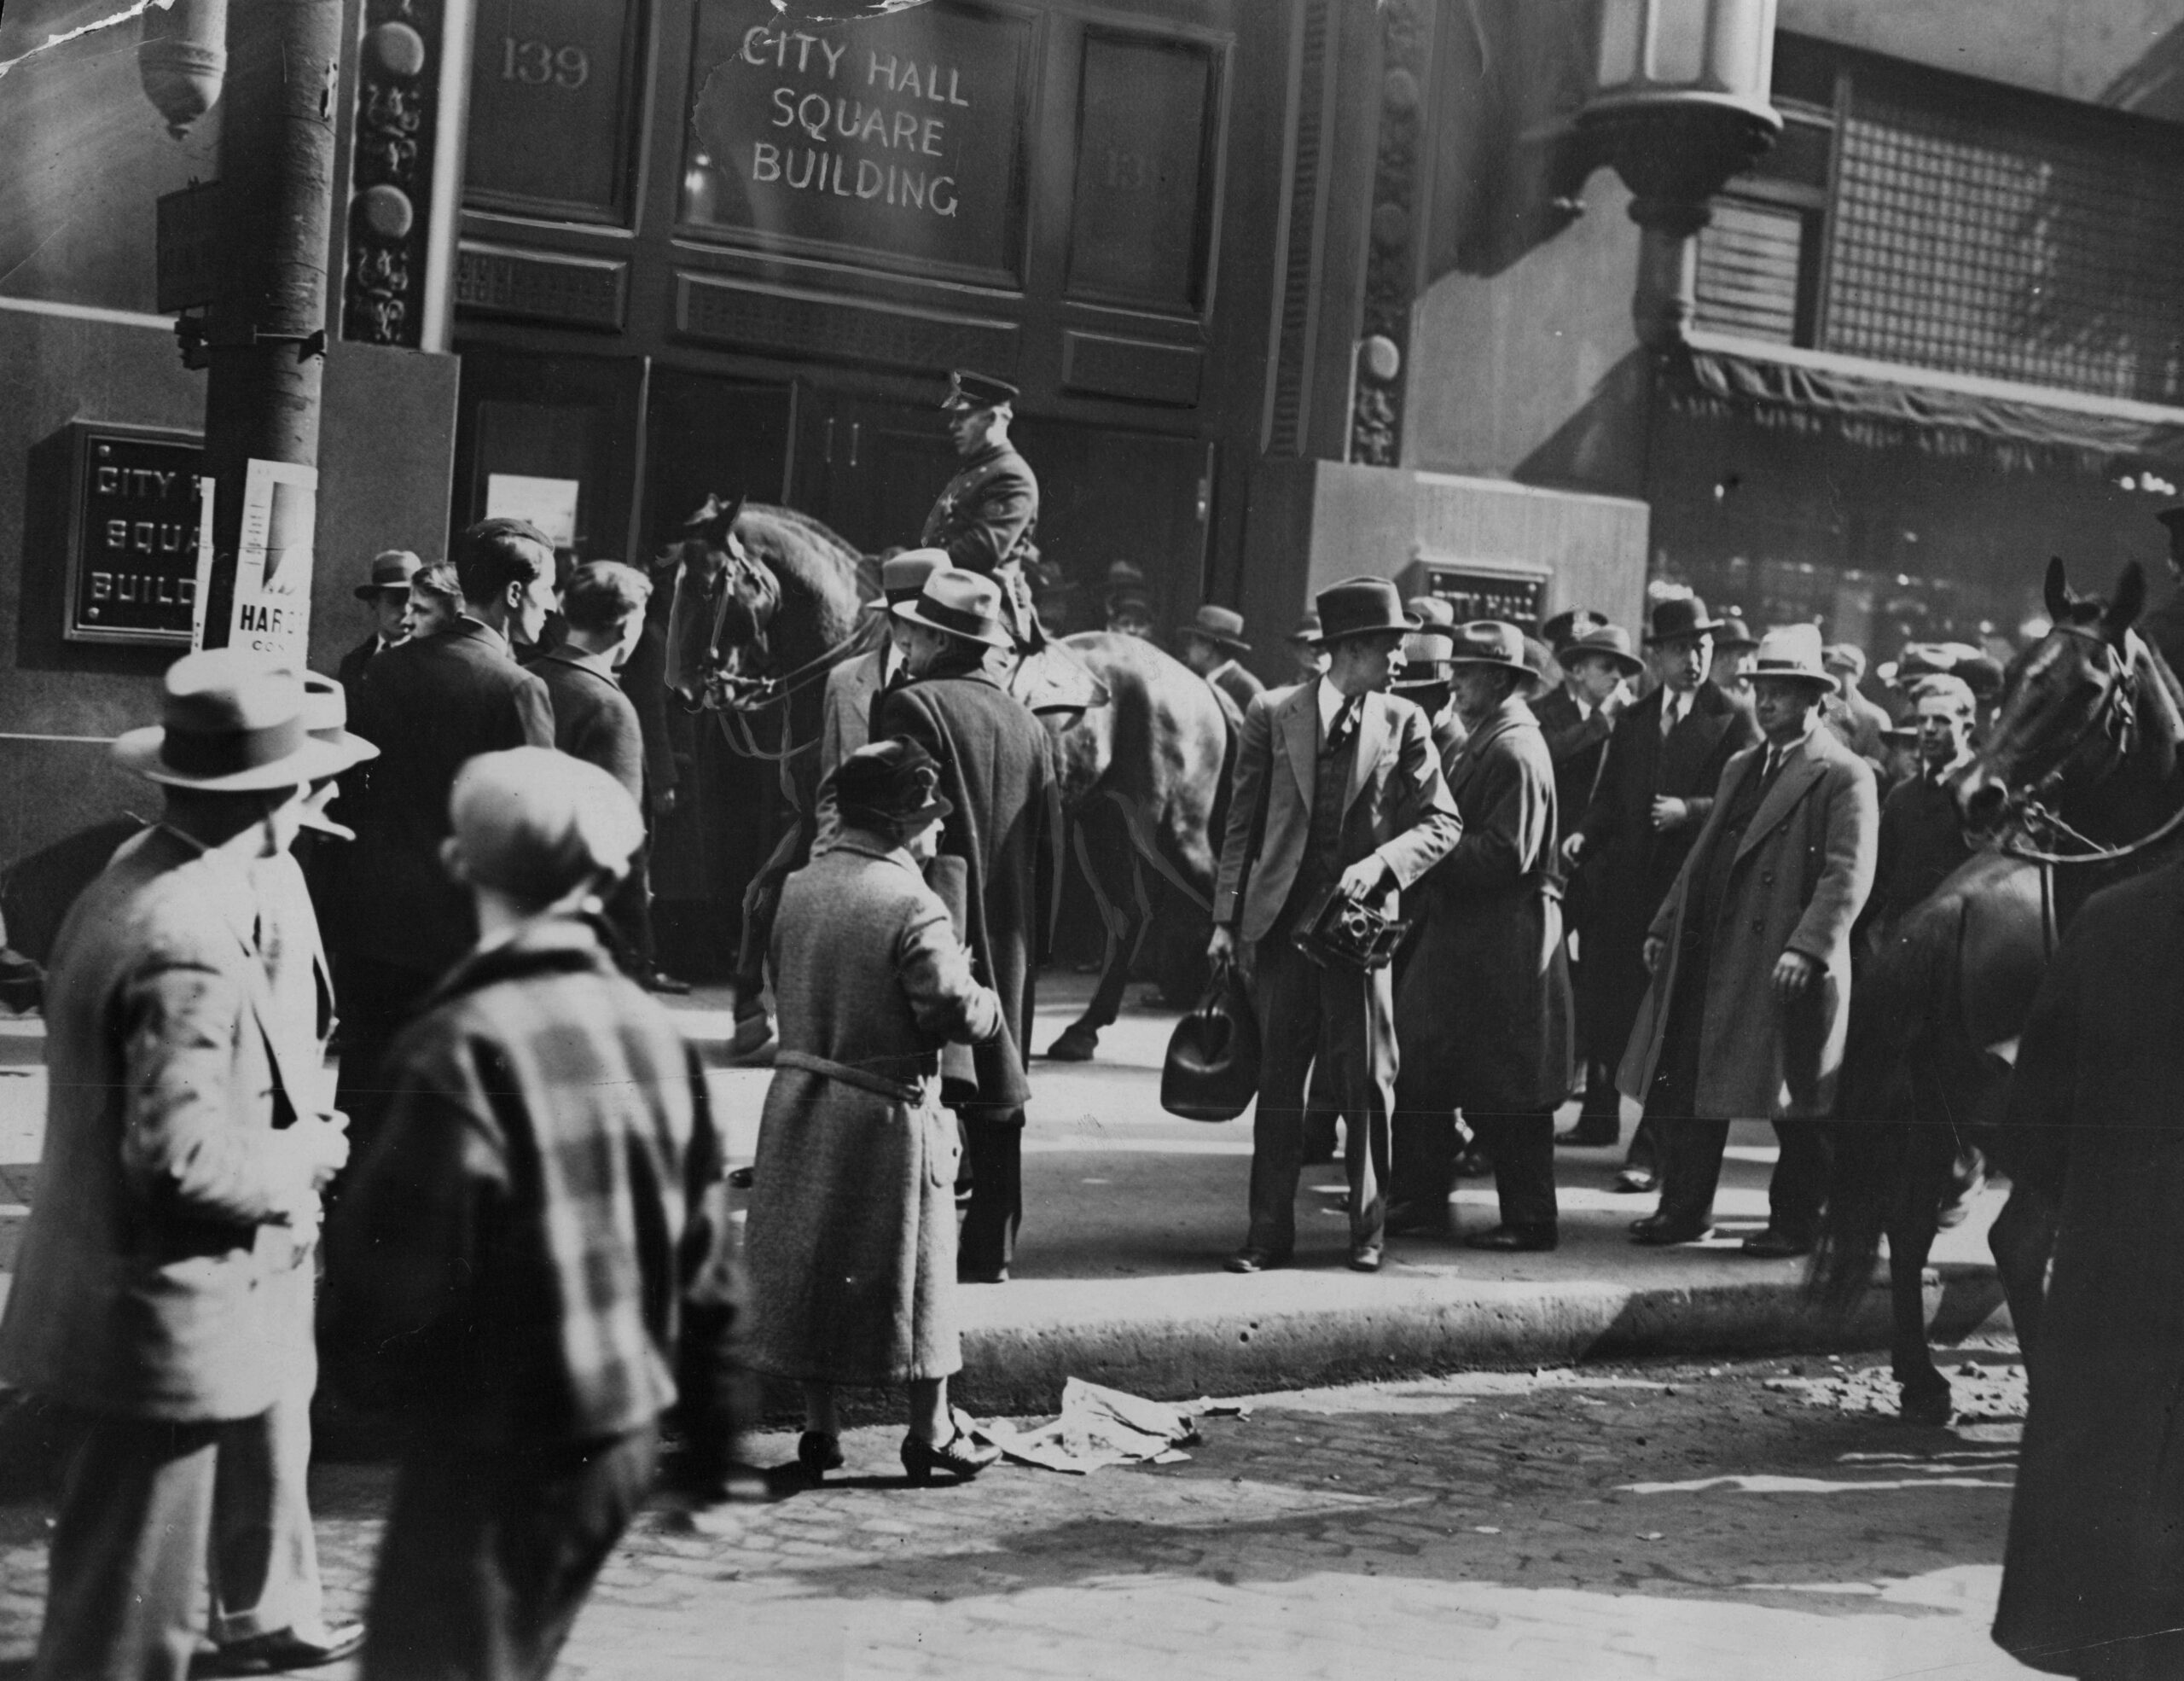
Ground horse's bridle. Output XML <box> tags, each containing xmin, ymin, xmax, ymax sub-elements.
<box><xmin>1987</xmin><ymin>625</ymin><xmax>2184</xmax><ymax>866</ymax></box>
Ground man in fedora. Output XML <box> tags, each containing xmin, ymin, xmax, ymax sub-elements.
<box><xmin>1532</xmin><ymin>619</ymin><xmax>1641</xmax><ymax>1146</ymax></box>
<box><xmin>1176</xmin><ymin>604</ymin><xmax>1264</xmax><ymax>720</ymax></box>
<box><xmin>820</xmin><ymin>550</ymin><xmax>950</xmax><ymax>795</ymax></box>
<box><xmin>1390</xmin><ymin>625</ymin><xmax>1572</xmax><ymax>1251</ymax></box>
<box><xmin>874</xmin><ymin>568</ymin><xmax>1061</xmax><ymax>1283</ymax></box>
<box><xmin>1621</xmin><ymin>624</ymin><xmax>1878</xmax><ymax>1257</ymax></box>
<box><xmin>924</xmin><ymin>369</ymin><xmax>1042</xmax><ymax>648</ymax></box>
<box><xmin>1561</xmin><ymin>594</ymin><xmax>1758</xmax><ymax>1172</ymax></box>
<box><xmin>342</xmin><ymin>518</ymin><xmax>556</xmax><ymax>1147</ymax></box>
<box><xmin>1822</xmin><ymin>643</ymin><xmax>1891</xmax><ymax>763</ymax></box>
<box><xmin>337</xmin><ymin>550</ymin><xmax>422</xmax><ymax>696</ymax></box>
<box><xmin>1712</xmin><ymin>615</ymin><xmax>1760</xmax><ymax>712</ymax></box>
<box><xmin>1209</xmin><ymin>577</ymin><xmax>1461</xmax><ymax>1274</ymax></box>
<box><xmin>0</xmin><ymin>653</ymin><xmax>363</xmax><ymax>1679</ymax></box>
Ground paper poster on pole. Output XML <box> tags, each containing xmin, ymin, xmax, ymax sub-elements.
<box><xmin>484</xmin><ymin>474</ymin><xmax>580</xmax><ymax>549</ymax></box>
<box><xmin>189</xmin><ymin>475</ymin><xmax>218</xmax><ymax>650</ymax></box>
<box><xmin>227</xmin><ymin>458</ymin><xmax>317</xmax><ymax>664</ymax></box>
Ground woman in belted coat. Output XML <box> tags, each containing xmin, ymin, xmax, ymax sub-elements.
<box><xmin>1391</xmin><ymin>624</ymin><xmax>1573</xmax><ymax>1250</ymax></box>
<box><xmin>743</xmin><ymin>741</ymin><xmax>1007</xmax><ymax>1484</ymax></box>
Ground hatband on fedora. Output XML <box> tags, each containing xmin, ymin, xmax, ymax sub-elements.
<box><xmin>1310</xmin><ymin>576</ymin><xmax>1418</xmax><ymax>644</ymax></box>
<box><xmin>892</xmin><ymin>569</ymin><xmax>1014</xmax><ymax>649</ymax></box>
<box><xmin>1288</xmin><ymin>611</ymin><xmax>1322</xmax><ymax>644</ymax></box>
<box><xmin>1445</xmin><ymin>621</ymin><xmax>1542</xmax><ymax>692</ymax></box>
<box><xmin>1558</xmin><ymin>624</ymin><xmax>1643</xmax><ymax>678</ymax></box>
<box><xmin>1713</xmin><ymin>614</ymin><xmax>1758</xmax><ymax>653</ymax></box>
<box><xmin>870</xmin><ymin>548</ymin><xmax>950</xmax><ymax>611</ymax></box>
<box><xmin>1542</xmin><ymin>608</ymin><xmax>1608</xmax><ymax>652</ymax></box>
<box><xmin>1748</xmin><ymin>623</ymin><xmax>1835</xmax><ymax>689</ymax></box>
<box><xmin>1178</xmin><ymin>604</ymin><xmax>1250</xmax><ymax>652</ymax></box>
<box><xmin>1644</xmin><ymin>594</ymin><xmax>1725</xmax><ymax>643</ymax></box>
<box><xmin>832</xmin><ymin>737</ymin><xmax>954</xmax><ymax>830</ymax></box>
<box><xmin>1390</xmin><ymin>631</ymin><xmax>1455</xmax><ymax>694</ymax></box>
<box><xmin>354</xmin><ymin>550</ymin><xmax>422</xmax><ymax>599</ymax></box>
<box><xmin>113</xmin><ymin>650</ymin><xmax>353</xmax><ymax>793</ymax></box>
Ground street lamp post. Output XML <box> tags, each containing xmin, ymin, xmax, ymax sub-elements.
<box><xmin>1576</xmin><ymin>0</ymin><xmax>1784</xmax><ymax>348</ymax></box>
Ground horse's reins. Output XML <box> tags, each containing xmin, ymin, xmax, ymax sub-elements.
<box><xmin>1990</xmin><ymin>625</ymin><xmax>2184</xmax><ymax>866</ymax></box>
<box><xmin>688</xmin><ymin>541</ymin><xmax>876</xmax><ymax>764</ymax></box>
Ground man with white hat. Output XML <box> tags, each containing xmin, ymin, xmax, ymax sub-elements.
<box><xmin>874</xmin><ymin>568</ymin><xmax>1062</xmax><ymax>1283</ymax></box>
<box><xmin>1620</xmin><ymin>623</ymin><xmax>1878</xmax><ymax>1257</ymax></box>
<box><xmin>0</xmin><ymin>652</ymin><xmax>363</xmax><ymax>1679</ymax></box>
<box><xmin>329</xmin><ymin>747</ymin><xmax>740</xmax><ymax>1679</ymax></box>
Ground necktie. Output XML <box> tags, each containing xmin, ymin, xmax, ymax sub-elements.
<box><xmin>1661</xmin><ymin>693</ymin><xmax>1682</xmax><ymax>738</ymax></box>
<box><xmin>1327</xmin><ymin>697</ymin><xmax>1361</xmax><ymax>753</ymax></box>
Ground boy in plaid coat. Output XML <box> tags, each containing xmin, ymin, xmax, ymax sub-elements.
<box><xmin>329</xmin><ymin>747</ymin><xmax>741</xmax><ymax>1681</ymax></box>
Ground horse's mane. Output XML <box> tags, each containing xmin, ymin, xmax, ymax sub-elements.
<box><xmin>739</xmin><ymin>503</ymin><xmax>880</xmax><ymax>603</ymax></box>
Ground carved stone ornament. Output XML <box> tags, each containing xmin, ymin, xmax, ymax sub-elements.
<box><xmin>343</xmin><ymin>0</ymin><xmax>443</xmax><ymax>346</ymax></box>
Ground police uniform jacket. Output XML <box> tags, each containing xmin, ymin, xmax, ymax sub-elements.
<box><xmin>874</xmin><ymin>668</ymin><xmax>1060</xmax><ymax>1113</ymax></box>
<box><xmin>1394</xmin><ymin>695</ymin><xmax>1574</xmax><ymax>1114</ymax></box>
<box><xmin>921</xmin><ymin>442</ymin><xmax>1038</xmax><ymax>575</ymax></box>
<box><xmin>1618</xmin><ymin>724</ymin><xmax>1878</xmax><ymax>1120</ymax></box>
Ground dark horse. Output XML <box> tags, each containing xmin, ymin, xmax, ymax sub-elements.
<box><xmin>1813</xmin><ymin>557</ymin><xmax>2184</xmax><ymax>1422</ymax></box>
<box><xmin>663</xmin><ymin>495</ymin><xmax>1232</xmax><ymax>1061</ymax></box>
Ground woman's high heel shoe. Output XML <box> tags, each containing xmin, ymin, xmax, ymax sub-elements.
<box><xmin>797</xmin><ymin>1430</ymin><xmax>844</xmax><ymax>1480</ymax></box>
<box><xmin>899</xmin><ymin>1414</ymin><xmax>1000</xmax><ymax>1483</ymax></box>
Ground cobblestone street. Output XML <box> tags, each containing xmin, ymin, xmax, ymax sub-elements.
<box><xmin>0</xmin><ymin>1352</ymin><xmax>2036</xmax><ymax>1679</ymax></box>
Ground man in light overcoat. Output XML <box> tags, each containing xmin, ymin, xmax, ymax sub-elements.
<box><xmin>0</xmin><ymin>654</ymin><xmax>357</xmax><ymax>1679</ymax></box>
<box><xmin>1209</xmin><ymin>577</ymin><xmax>1461</xmax><ymax>1274</ymax></box>
<box><xmin>1620</xmin><ymin>625</ymin><xmax>1879</xmax><ymax>1257</ymax></box>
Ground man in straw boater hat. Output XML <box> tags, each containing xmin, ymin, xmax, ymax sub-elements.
<box><xmin>1389</xmin><ymin>625</ymin><xmax>1573</xmax><ymax>1252</ymax></box>
<box><xmin>1620</xmin><ymin>623</ymin><xmax>1878</xmax><ymax>1259</ymax></box>
<box><xmin>1176</xmin><ymin>603</ymin><xmax>1266</xmax><ymax>720</ymax></box>
<box><xmin>1208</xmin><ymin>577</ymin><xmax>1461</xmax><ymax>1274</ymax></box>
<box><xmin>329</xmin><ymin>747</ymin><xmax>745</xmax><ymax>1678</ymax></box>
<box><xmin>336</xmin><ymin>549</ymin><xmax>423</xmax><ymax>695</ymax></box>
<box><xmin>0</xmin><ymin>652</ymin><xmax>364</xmax><ymax>1679</ymax></box>
<box><xmin>1560</xmin><ymin>592</ymin><xmax>1758</xmax><ymax>1181</ymax></box>
<box><xmin>874</xmin><ymin>568</ymin><xmax>1061</xmax><ymax>1283</ymax></box>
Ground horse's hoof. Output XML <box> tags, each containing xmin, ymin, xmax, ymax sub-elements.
<box><xmin>1044</xmin><ymin>1026</ymin><xmax>1099</xmax><ymax>1062</ymax></box>
<box><xmin>1898</xmin><ymin>1384</ymin><xmax>1955</xmax><ymax>1427</ymax></box>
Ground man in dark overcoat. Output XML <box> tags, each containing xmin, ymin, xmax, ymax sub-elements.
<box><xmin>534</xmin><ymin>561</ymin><xmax>653</xmax><ymax>973</ymax></box>
<box><xmin>1389</xmin><ymin>625</ymin><xmax>1572</xmax><ymax>1250</ymax></box>
<box><xmin>1865</xmin><ymin>674</ymin><xmax>1978</xmax><ymax>944</ymax></box>
<box><xmin>334</xmin><ymin>550</ymin><xmax>421</xmax><ymax>696</ymax></box>
<box><xmin>341</xmin><ymin>519</ymin><xmax>556</xmax><ymax>1143</ymax></box>
<box><xmin>1989</xmin><ymin>852</ymin><xmax>2184</xmax><ymax>1679</ymax></box>
<box><xmin>1533</xmin><ymin>622</ymin><xmax>1639</xmax><ymax>1145</ymax></box>
<box><xmin>1176</xmin><ymin>604</ymin><xmax>1266</xmax><ymax>720</ymax></box>
<box><xmin>1563</xmin><ymin>595</ymin><xmax>1758</xmax><ymax>1182</ymax></box>
<box><xmin>1620</xmin><ymin>625</ymin><xmax>1878</xmax><ymax>1256</ymax></box>
<box><xmin>1209</xmin><ymin>579</ymin><xmax>1461</xmax><ymax>1274</ymax></box>
<box><xmin>873</xmin><ymin>568</ymin><xmax>1061</xmax><ymax>1283</ymax></box>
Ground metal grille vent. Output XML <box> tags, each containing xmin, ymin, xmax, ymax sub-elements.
<box><xmin>1696</xmin><ymin>201</ymin><xmax>1805</xmax><ymax>345</ymax></box>
<box><xmin>1827</xmin><ymin>85</ymin><xmax>2184</xmax><ymax>403</ymax></box>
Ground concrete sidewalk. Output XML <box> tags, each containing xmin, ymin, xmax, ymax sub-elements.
<box><xmin>0</xmin><ymin>974</ymin><xmax>2004</xmax><ymax>1414</ymax></box>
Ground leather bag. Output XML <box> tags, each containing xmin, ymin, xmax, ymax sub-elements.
<box><xmin>1160</xmin><ymin>963</ymin><xmax>1260</xmax><ymax>1121</ymax></box>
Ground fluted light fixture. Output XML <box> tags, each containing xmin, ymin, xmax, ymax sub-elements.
<box><xmin>138</xmin><ymin>0</ymin><xmax>229</xmax><ymax>140</ymax></box>
<box><xmin>1577</xmin><ymin>0</ymin><xmax>1783</xmax><ymax>346</ymax></box>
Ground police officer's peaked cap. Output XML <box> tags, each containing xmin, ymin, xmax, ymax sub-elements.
<box><xmin>942</xmin><ymin>369</ymin><xmax>1019</xmax><ymax>411</ymax></box>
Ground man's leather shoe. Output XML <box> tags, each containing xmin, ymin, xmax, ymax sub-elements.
<box><xmin>1612</xmin><ymin>1166</ymin><xmax>1657</xmax><ymax>1194</ymax></box>
<box><xmin>1348</xmin><ymin>1243</ymin><xmax>1382</xmax><ymax>1272</ymax></box>
<box><xmin>1629</xmin><ymin>1214</ymin><xmax>1711</xmax><ymax>1246</ymax></box>
<box><xmin>206</xmin><ymin>1623</ymin><xmax>366</xmax><ymax>1674</ymax></box>
<box><xmin>1464</xmin><ymin>1224</ymin><xmax>1557</xmax><ymax>1253</ymax></box>
<box><xmin>1384</xmin><ymin>1199</ymin><xmax>1453</xmax><ymax>1239</ymax></box>
<box><xmin>1740</xmin><ymin>1228</ymin><xmax>1814</xmax><ymax>1259</ymax></box>
<box><xmin>1223</xmin><ymin>1246</ymin><xmax>1290</xmax><ymax>1274</ymax></box>
<box><xmin>1554</xmin><ymin>1121</ymin><xmax>1620</xmax><ymax>1148</ymax></box>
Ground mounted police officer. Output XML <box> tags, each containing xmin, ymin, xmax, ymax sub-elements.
<box><xmin>923</xmin><ymin>370</ymin><xmax>1042</xmax><ymax>649</ymax></box>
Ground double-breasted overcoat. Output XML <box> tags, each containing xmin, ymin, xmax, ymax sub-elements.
<box><xmin>1394</xmin><ymin>696</ymin><xmax>1573</xmax><ymax>1114</ymax></box>
<box><xmin>1618</xmin><ymin>725</ymin><xmax>1877</xmax><ymax>1120</ymax></box>
<box><xmin>1574</xmin><ymin>681</ymin><xmax>1757</xmax><ymax>1064</ymax></box>
<box><xmin>744</xmin><ymin>835</ymin><xmax>1003</xmax><ymax>1384</ymax></box>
